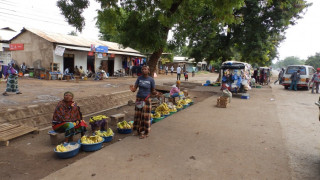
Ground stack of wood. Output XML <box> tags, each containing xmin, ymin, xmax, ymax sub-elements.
<box><xmin>217</xmin><ymin>96</ymin><xmax>229</xmax><ymax>108</ymax></box>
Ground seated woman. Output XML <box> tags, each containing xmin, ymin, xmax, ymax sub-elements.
<box><xmin>170</xmin><ymin>84</ymin><xmax>180</xmax><ymax>98</ymax></box>
<box><xmin>52</xmin><ymin>91</ymin><xmax>87</xmax><ymax>143</ymax></box>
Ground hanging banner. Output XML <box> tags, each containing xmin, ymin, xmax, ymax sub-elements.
<box><xmin>9</xmin><ymin>44</ymin><xmax>24</xmax><ymax>51</ymax></box>
<box><xmin>54</xmin><ymin>46</ymin><xmax>65</xmax><ymax>56</ymax></box>
<box><xmin>88</xmin><ymin>51</ymin><xmax>94</xmax><ymax>56</ymax></box>
<box><xmin>91</xmin><ymin>44</ymin><xmax>95</xmax><ymax>52</ymax></box>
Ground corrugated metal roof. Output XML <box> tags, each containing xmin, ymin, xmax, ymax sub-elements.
<box><xmin>11</xmin><ymin>27</ymin><xmax>142</xmax><ymax>54</ymax></box>
<box><xmin>0</xmin><ymin>29</ymin><xmax>19</xmax><ymax>41</ymax></box>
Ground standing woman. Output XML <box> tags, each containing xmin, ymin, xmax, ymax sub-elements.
<box><xmin>3</xmin><ymin>60</ymin><xmax>22</xmax><ymax>96</ymax></box>
<box><xmin>129</xmin><ymin>65</ymin><xmax>160</xmax><ymax>139</ymax></box>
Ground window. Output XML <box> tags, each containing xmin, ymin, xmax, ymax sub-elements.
<box><xmin>286</xmin><ymin>66</ymin><xmax>306</xmax><ymax>75</ymax></box>
<box><xmin>50</xmin><ymin>63</ymin><xmax>60</xmax><ymax>72</ymax></box>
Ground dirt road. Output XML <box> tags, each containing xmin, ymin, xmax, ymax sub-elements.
<box><xmin>271</xmin><ymin>83</ymin><xmax>320</xmax><ymax>179</ymax></box>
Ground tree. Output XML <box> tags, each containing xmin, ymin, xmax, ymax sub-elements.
<box><xmin>305</xmin><ymin>53</ymin><xmax>320</xmax><ymax>69</ymax></box>
<box><xmin>68</xmin><ymin>31</ymin><xmax>78</xmax><ymax>36</ymax></box>
<box><xmin>174</xmin><ymin>0</ymin><xmax>309</xmax><ymax>66</ymax></box>
<box><xmin>57</xmin><ymin>0</ymin><xmax>245</xmax><ymax>76</ymax></box>
<box><xmin>274</xmin><ymin>56</ymin><xmax>304</xmax><ymax>68</ymax></box>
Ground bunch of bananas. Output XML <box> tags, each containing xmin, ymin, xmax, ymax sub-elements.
<box><xmin>151</xmin><ymin>112</ymin><xmax>161</xmax><ymax>118</ymax></box>
<box><xmin>185</xmin><ymin>98</ymin><xmax>193</xmax><ymax>104</ymax></box>
<box><xmin>56</xmin><ymin>144</ymin><xmax>67</xmax><ymax>152</ymax></box>
<box><xmin>95</xmin><ymin>128</ymin><xmax>114</xmax><ymax>137</ymax></box>
<box><xmin>155</xmin><ymin>103</ymin><xmax>170</xmax><ymax>115</ymax></box>
<box><xmin>177</xmin><ymin>99</ymin><xmax>188</xmax><ymax>106</ymax></box>
<box><xmin>89</xmin><ymin>115</ymin><xmax>108</xmax><ymax>123</ymax></box>
<box><xmin>117</xmin><ymin>121</ymin><xmax>133</xmax><ymax>129</ymax></box>
<box><xmin>81</xmin><ymin>135</ymin><xmax>103</xmax><ymax>144</ymax></box>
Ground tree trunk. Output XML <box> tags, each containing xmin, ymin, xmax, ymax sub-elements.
<box><xmin>148</xmin><ymin>48</ymin><xmax>164</xmax><ymax>77</ymax></box>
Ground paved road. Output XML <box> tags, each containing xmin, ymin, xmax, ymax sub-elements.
<box><xmin>271</xmin><ymin>83</ymin><xmax>320</xmax><ymax>179</ymax></box>
<box><xmin>43</xmin><ymin>85</ymin><xmax>296</xmax><ymax>179</ymax></box>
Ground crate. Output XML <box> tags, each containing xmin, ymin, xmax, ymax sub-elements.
<box><xmin>217</xmin><ymin>96</ymin><xmax>229</xmax><ymax>108</ymax></box>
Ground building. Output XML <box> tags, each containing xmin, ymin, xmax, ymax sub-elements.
<box><xmin>9</xmin><ymin>27</ymin><xmax>145</xmax><ymax>76</ymax></box>
<box><xmin>0</xmin><ymin>27</ymin><xmax>19</xmax><ymax>65</ymax></box>
<box><xmin>164</xmin><ymin>56</ymin><xmax>196</xmax><ymax>72</ymax></box>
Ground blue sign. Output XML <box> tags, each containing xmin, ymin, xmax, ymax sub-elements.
<box><xmin>95</xmin><ymin>46</ymin><xmax>108</xmax><ymax>53</ymax></box>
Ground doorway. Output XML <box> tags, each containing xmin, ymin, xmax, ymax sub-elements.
<box><xmin>63</xmin><ymin>54</ymin><xmax>74</xmax><ymax>73</ymax></box>
<box><xmin>108</xmin><ymin>59</ymin><xmax>114</xmax><ymax>76</ymax></box>
<box><xmin>87</xmin><ymin>55</ymin><xmax>95</xmax><ymax>73</ymax></box>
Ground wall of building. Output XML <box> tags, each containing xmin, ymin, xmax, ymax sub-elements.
<box><xmin>11</xmin><ymin>31</ymin><xmax>53</xmax><ymax>69</ymax></box>
<box><xmin>114</xmin><ymin>55</ymin><xmax>122</xmax><ymax>72</ymax></box>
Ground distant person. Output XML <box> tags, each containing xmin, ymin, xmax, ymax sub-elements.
<box><xmin>78</xmin><ymin>66</ymin><xmax>85</xmax><ymax>77</ymax></box>
<box><xmin>311</xmin><ymin>68</ymin><xmax>320</xmax><ymax>94</ymax></box>
<box><xmin>3</xmin><ymin>60</ymin><xmax>22</xmax><ymax>96</ymax></box>
<box><xmin>74</xmin><ymin>66</ymin><xmax>80</xmax><ymax>76</ymax></box>
<box><xmin>170</xmin><ymin>66</ymin><xmax>174</xmax><ymax>75</ymax></box>
<box><xmin>176</xmin><ymin>66</ymin><xmax>181</xmax><ymax>80</ymax></box>
<box><xmin>192</xmin><ymin>66</ymin><xmax>196</xmax><ymax>77</ymax></box>
<box><xmin>289</xmin><ymin>70</ymin><xmax>301</xmax><ymax>91</ymax></box>
<box><xmin>260</xmin><ymin>69</ymin><xmax>265</xmax><ymax>85</ymax></box>
<box><xmin>165</xmin><ymin>66</ymin><xmax>168</xmax><ymax>75</ymax></box>
<box><xmin>20</xmin><ymin>62</ymin><xmax>27</xmax><ymax>75</ymax></box>
<box><xmin>274</xmin><ymin>68</ymin><xmax>285</xmax><ymax>84</ymax></box>
<box><xmin>184</xmin><ymin>71</ymin><xmax>188</xmax><ymax>81</ymax></box>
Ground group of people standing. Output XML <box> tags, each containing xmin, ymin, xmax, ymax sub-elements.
<box><xmin>164</xmin><ymin>65</ymin><xmax>191</xmax><ymax>81</ymax></box>
<box><xmin>253</xmin><ymin>68</ymin><xmax>271</xmax><ymax>85</ymax></box>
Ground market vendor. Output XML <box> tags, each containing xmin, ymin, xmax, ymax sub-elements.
<box><xmin>129</xmin><ymin>65</ymin><xmax>161</xmax><ymax>139</ymax></box>
<box><xmin>52</xmin><ymin>91</ymin><xmax>87</xmax><ymax>143</ymax></box>
<box><xmin>170</xmin><ymin>84</ymin><xmax>180</xmax><ymax>98</ymax></box>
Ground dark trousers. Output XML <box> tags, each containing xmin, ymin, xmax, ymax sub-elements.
<box><xmin>177</xmin><ymin>73</ymin><xmax>181</xmax><ymax>80</ymax></box>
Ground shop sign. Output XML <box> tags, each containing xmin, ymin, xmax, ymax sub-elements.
<box><xmin>97</xmin><ymin>53</ymin><xmax>103</xmax><ymax>58</ymax></box>
<box><xmin>88</xmin><ymin>51</ymin><xmax>94</xmax><ymax>56</ymax></box>
<box><xmin>54</xmin><ymin>46</ymin><xmax>65</xmax><ymax>56</ymax></box>
<box><xmin>103</xmin><ymin>53</ymin><xmax>107</xmax><ymax>57</ymax></box>
<box><xmin>95</xmin><ymin>45</ymin><xmax>108</xmax><ymax>53</ymax></box>
<box><xmin>9</xmin><ymin>44</ymin><xmax>24</xmax><ymax>51</ymax></box>
<box><xmin>110</xmin><ymin>54</ymin><xmax>115</xmax><ymax>58</ymax></box>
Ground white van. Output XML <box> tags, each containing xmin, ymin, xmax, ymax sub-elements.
<box><xmin>281</xmin><ymin>65</ymin><xmax>315</xmax><ymax>90</ymax></box>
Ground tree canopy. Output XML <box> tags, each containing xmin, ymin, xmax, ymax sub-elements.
<box><xmin>273</xmin><ymin>56</ymin><xmax>304</xmax><ymax>69</ymax></box>
<box><xmin>57</xmin><ymin>0</ymin><xmax>309</xmax><ymax>74</ymax></box>
<box><xmin>305</xmin><ymin>53</ymin><xmax>320</xmax><ymax>69</ymax></box>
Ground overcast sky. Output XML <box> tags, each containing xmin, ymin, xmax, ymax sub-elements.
<box><xmin>0</xmin><ymin>0</ymin><xmax>319</xmax><ymax>62</ymax></box>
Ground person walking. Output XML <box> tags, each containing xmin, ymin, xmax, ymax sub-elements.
<box><xmin>289</xmin><ymin>70</ymin><xmax>301</xmax><ymax>91</ymax></box>
<box><xmin>165</xmin><ymin>66</ymin><xmax>168</xmax><ymax>75</ymax></box>
<box><xmin>129</xmin><ymin>65</ymin><xmax>161</xmax><ymax>139</ymax></box>
<box><xmin>184</xmin><ymin>71</ymin><xmax>188</xmax><ymax>81</ymax></box>
<box><xmin>3</xmin><ymin>60</ymin><xmax>22</xmax><ymax>96</ymax></box>
<box><xmin>274</xmin><ymin>68</ymin><xmax>285</xmax><ymax>84</ymax></box>
<box><xmin>176</xmin><ymin>65</ymin><xmax>181</xmax><ymax>80</ymax></box>
<box><xmin>311</xmin><ymin>68</ymin><xmax>320</xmax><ymax>93</ymax></box>
<box><xmin>170</xmin><ymin>66</ymin><xmax>174</xmax><ymax>75</ymax></box>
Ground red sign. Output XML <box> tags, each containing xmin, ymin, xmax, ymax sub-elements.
<box><xmin>103</xmin><ymin>53</ymin><xmax>107</xmax><ymax>57</ymax></box>
<box><xmin>88</xmin><ymin>51</ymin><xmax>94</xmax><ymax>56</ymax></box>
<box><xmin>9</xmin><ymin>44</ymin><xmax>24</xmax><ymax>50</ymax></box>
<box><xmin>110</xmin><ymin>54</ymin><xmax>115</xmax><ymax>58</ymax></box>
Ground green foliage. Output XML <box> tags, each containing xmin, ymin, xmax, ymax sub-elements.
<box><xmin>273</xmin><ymin>56</ymin><xmax>305</xmax><ymax>68</ymax></box>
<box><xmin>68</xmin><ymin>31</ymin><xmax>78</xmax><ymax>36</ymax></box>
<box><xmin>305</xmin><ymin>53</ymin><xmax>320</xmax><ymax>69</ymax></box>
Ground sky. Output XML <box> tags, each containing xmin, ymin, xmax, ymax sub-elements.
<box><xmin>0</xmin><ymin>0</ymin><xmax>319</xmax><ymax>61</ymax></box>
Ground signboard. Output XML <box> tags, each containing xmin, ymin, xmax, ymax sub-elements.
<box><xmin>54</xmin><ymin>46</ymin><xmax>65</xmax><ymax>56</ymax></box>
<box><xmin>95</xmin><ymin>45</ymin><xmax>108</xmax><ymax>53</ymax></box>
<box><xmin>103</xmin><ymin>53</ymin><xmax>107</xmax><ymax>57</ymax></box>
<box><xmin>88</xmin><ymin>51</ymin><xmax>94</xmax><ymax>56</ymax></box>
<box><xmin>97</xmin><ymin>53</ymin><xmax>103</xmax><ymax>58</ymax></box>
<box><xmin>9</xmin><ymin>44</ymin><xmax>24</xmax><ymax>51</ymax></box>
<box><xmin>110</xmin><ymin>54</ymin><xmax>115</xmax><ymax>58</ymax></box>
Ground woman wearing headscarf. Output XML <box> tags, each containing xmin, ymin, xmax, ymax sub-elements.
<box><xmin>3</xmin><ymin>60</ymin><xmax>22</xmax><ymax>96</ymax></box>
<box><xmin>129</xmin><ymin>65</ymin><xmax>161</xmax><ymax>139</ymax></box>
<box><xmin>52</xmin><ymin>91</ymin><xmax>87</xmax><ymax>142</ymax></box>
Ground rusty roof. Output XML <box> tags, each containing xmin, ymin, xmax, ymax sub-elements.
<box><xmin>10</xmin><ymin>27</ymin><xmax>141</xmax><ymax>54</ymax></box>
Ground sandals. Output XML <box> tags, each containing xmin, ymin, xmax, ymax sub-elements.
<box><xmin>139</xmin><ymin>134</ymin><xmax>149</xmax><ymax>139</ymax></box>
<box><xmin>2</xmin><ymin>92</ymin><xmax>8</xmax><ymax>96</ymax></box>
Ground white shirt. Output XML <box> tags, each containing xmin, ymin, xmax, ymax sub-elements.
<box><xmin>177</xmin><ymin>67</ymin><xmax>181</xmax><ymax>74</ymax></box>
<box><xmin>171</xmin><ymin>66</ymin><xmax>174</xmax><ymax>71</ymax></box>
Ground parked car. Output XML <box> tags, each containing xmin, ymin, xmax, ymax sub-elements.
<box><xmin>281</xmin><ymin>65</ymin><xmax>315</xmax><ymax>90</ymax></box>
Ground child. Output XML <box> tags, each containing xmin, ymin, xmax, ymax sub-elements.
<box><xmin>184</xmin><ymin>71</ymin><xmax>188</xmax><ymax>81</ymax></box>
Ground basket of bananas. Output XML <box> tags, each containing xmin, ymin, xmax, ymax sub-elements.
<box><xmin>185</xmin><ymin>98</ymin><xmax>193</xmax><ymax>105</ymax></box>
<box><xmin>155</xmin><ymin>103</ymin><xmax>171</xmax><ymax>117</ymax></box>
<box><xmin>117</xmin><ymin>121</ymin><xmax>133</xmax><ymax>134</ymax></box>
<box><xmin>78</xmin><ymin>135</ymin><xmax>104</xmax><ymax>152</ymax></box>
<box><xmin>151</xmin><ymin>112</ymin><xmax>164</xmax><ymax>123</ymax></box>
<box><xmin>94</xmin><ymin>128</ymin><xmax>114</xmax><ymax>143</ymax></box>
<box><xmin>54</xmin><ymin>142</ymin><xmax>81</xmax><ymax>159</ymax></box>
